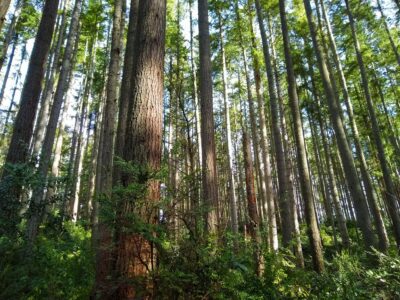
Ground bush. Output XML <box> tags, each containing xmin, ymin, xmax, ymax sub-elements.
<box><xmin>0</xmin><ymin>222</ymin><xmax>94</xmax><ymax>300</ymax></box>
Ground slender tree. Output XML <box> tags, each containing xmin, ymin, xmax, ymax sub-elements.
<box><xmin>0</xmin><ymin>0</ymin><xmax>60</xmax><ymax>231</ymax></box>
<box><xmin>278</xmin><ymin>0</ymin><xmax>324</xmax><ymax>273</ymax></box>
<box><xmin>302</xmin><ymin>0</ymin><xmax>377</xmax><ymax>250</ymax></box>
<box><xmin>113</xmin><ymin>0</ymin><xmax>139</xmax><ymax>184</ymax></box>
<box><xmin>92</xmin><ymin>0</ymin><xmax>124</xmax><ymax>296</ymax></box>
<box><xmin>344</xmin><ymin>0</ymin><xmax>400</xmax><ymax>250</ymax></box>
<box><xmin>26</xmin><ymin>0</ymin><xmax>83</xmax><ymax>242</ymax></box>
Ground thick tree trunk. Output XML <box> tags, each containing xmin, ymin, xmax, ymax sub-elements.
<box><xmin>114</xmin><ymin>1</ymin><xmax>166</xmax><ymax>298</ymax></box>
<box><xmin>198</xmin><ymin>0</ymin><xmax>219</xmax><ymax>233</ymax></box>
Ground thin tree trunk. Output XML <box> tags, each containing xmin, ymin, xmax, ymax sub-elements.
<box><xmin>0</xmin><ymin>0</ymin><xmax>60</xmax><ymax>231</ymax></box>
<box><xmin>26</xmin><ymin>0</ymin><xmax>82</xmax><ymax>242</ymax></box>
<box><xmin>278</xmin><ymin>0</ymin><xmax>324</xmax><ymax>272</ymax></box>
<box><xmin>31</xmin><ymin>0</ymin><xmax>70</xmax><ymax>156</ymax></box>
<box><xmin>242</xmin><ymin>130</ymin><xmax>262</xmax><ymax>275</ymax></box>
<box><xmin>254</xmin><ymin>0</ymin><xmax>295</xmax><ymax>249</ymax></box>
<box><xmin>45</xmin><ymin>98</ymin><xmax>69</xmax><ymax>207</ymax></box>
<box><xmin>92</xmin><ymin>0</ymin><xmax>124</xmax><ymax>297</ymax></box>
<box><xmin>113</xmin><ymin>0</ymin><xmax>139</xmax><ymax>184</ymax></box>
<box><xmin>242</xmin><ymin>4</ymin><xmax>278</xmax><ymax>250</ymax></box>
<box><xmin>345</xmin><ymin>0</ymin><xmax>400</xmax><ymax>250</ymax></box>
<box><xmin>1</xmin><ymin>44</ymin><xmax>25</xmax><ymax>142</ymax></box>
<box><xmin>189</xmin><ymin>0</ymin><xmax>202</xmax><ymax>173</ymax></box>
<box><xmin>71</xmin><ymin>83</ymin><xmax>90</xmax><ymax>222</ymax></box>
<box><xmin>318</xmin><ymin>0</ymin><xmax>389</xmax><ymax>251</ymax></box>
<box><xmin>376</xmin><ymin>0</ymin><xmax>400</xmax><ymax>66</ymax></box>
<box><xmin>0</xmin><ymin>34</ymin><xmax>17</xmax><ymax>106</ymax></box>
<box><xmin>217</xmin><ymin>11</ymin><xmax>238</xmax><ymax>235</ymax></box>
<box><xmin>302</xmin><ymin>0</ymin><xmax>377</xmax><ymax>250</ymax></box>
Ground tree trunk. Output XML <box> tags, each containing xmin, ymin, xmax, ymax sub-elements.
<box><xmin>376</xmin><ymin>0</ymin><xmax>400</xmax><ymax>66</ymax></box>
<box><xmin>217</xmin><ymin>12</ymin><xmax>238</xmax><ymax>235</ymax></box>
<box><xmin>92</xmin><ymin>0</ymin><xmax>124</xmax><ymax>297</ymax></box>
<box><xmin>278</xmin><ymin>0</ymin><xmax>324</xmax><ymax>272</ymax></box>
<box><xmin>31</xmin><ymin>0</ymin><xmax>69</xmax><ymax>156</ymax></box>
<box><xmin>318</xmin><ymin>0</ymin><xmax>389</xmax><ymax>252</ymax></box>
<box><xmin>113</xmin><ymin>0</ymin><xmax>139</xmax><ymax>184</ymax></box>
<box><xmin>26</xmin><ymin>0</ymin><xmax>82</xmax><ymax>242</ymax></box>
<box><xmin>242</xmin><ymin>130</ymin><xmax>262</xmax><ymax>275</ymax></box>
<box><xmin>189</xmin><ymin>0</ymin><xmax>202</xmax><ymax>173</ymax></box>
<box><xmin>0</xmin><ymin>0</ymin><xmax>20</xmax><ymax>76</ymax></box>
<box><xmin>1</xmin><ymin>44</ymin><xmax>25</xmax><ymax>142</ymax></box>
<box><xmin>198</xmin><ymin>0</ymin><xmax>219</xmax><ymax>233</ymax></box>
<box><xmin>0</xmin><ymin>0</ymin><xmax>60</xmax><ymax>231</ymax></box>
<box><xmin>114</xmin><ymin>1</ymin><xmax>166</xmax><ymax>298</ymax></box>
<box><xmin>302</xmin><ymin>0</ymin><xmax>377</xmax><ymax>250</ymax></box>
<box><xmin>0</xmin><ymin>34</ymin><xmax>17</xmax><ymax>106</ymax></box>
<box><xmin>254</xmin><ymin>0</ymin><xmax>297</xmax><ymax>249</ymax></box>
<box><xmin>45</xmin><ymin>99</ymin><xmax>69</xmax><ymax>207</ymax></box>
<box><xmin>242</xmin><ymin>4</ymin><xmax>278</xmax><ymax>250</ymax></box>
<box><xmin>0</xmin><ymin>0</ymin><xmax>12</xmax><ymax>41</ymax></box>
<box><xmin>345</xmin><ymin>0</ymin><xmax>400</xmax><ymax>250</ymax></box>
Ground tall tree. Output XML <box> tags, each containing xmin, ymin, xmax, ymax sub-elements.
<box><xmin>254</xmin><ymin>0</ymin><xmax>301</xmax><ymax>265</ymax></box>
<box><xmin>92</xmin><ymin>0</ymin><xmax>124</xmax><ymax>297</ymax></box>
<box><xmin>26</xmin><ymin>0</ymin><xmax>83</xmax><ymax>242</ymax></box>
<box><xmin>317</xmin><ymin>0</ymin><xmax>389</xmax><ymax>252</ymax></box>
<box><xmin>217</xmin><ymin>10</ymin><xmax>238</xmax><ymax>235</ymax></box>
<box><xmin>278</xmin><ymin>0</ymin><xmax>324</xmax><ymax>273</ymax></box>
<box><xmin>0</xmin><ymin>0</ymin><xmax>60</xmax><ymax>231</ymax></box>
<box><xmin>113</xmin><ymin>0</ymin><xmax>139</xmax><ymax>184</ymax></box>
<box><xmin>114</xmin><ymin>0</ymin><xmax>166</xmax><ymax>298</ymax></box>
<box><xmin>198</xmin><ymin>0</ymin><xmax>219</xmax><ymax>233</ymax></box>
<box><xmin>302</xmin><ymin>0</ymin><xmax>377</xmax><ymax>250</ymax></box>
<box><xmin>344</xmin><ymin>0</ymin><xmax>400</xmax><ymax>250</ymax></box>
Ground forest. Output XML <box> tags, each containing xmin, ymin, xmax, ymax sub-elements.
<box><xmin>0</xmin><ymin>0</ymin><xmax>399</xmax><ymax>298</ymax></box>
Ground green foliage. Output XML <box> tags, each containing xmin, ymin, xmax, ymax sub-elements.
<box><xmin>0</xmin><ymin>222</ymin><xmax>94</xmax><ymax>300</ymax></box>
<box><xmin>155</xmin><ymin>233</ymin><xmax>265</xmax><ymax>299</ymax></box>
<box><xmin>312</xmin><ymin>250</ymin><xmax>400</xmax><ymax>299</ymax></box>
<box><xmin>15</xmin><ymin>2</ymin><xmax>41</xmax><ymax>39</ymax></box>
<box><xmin>152</xmin><ymin>228</ymin><xmax>400</xmax><ymax>299</ymax></box>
